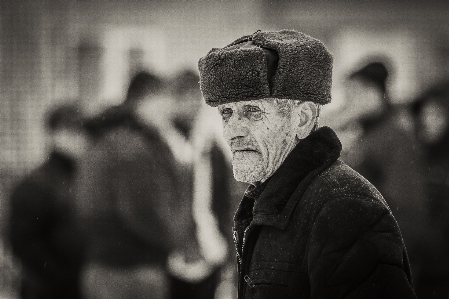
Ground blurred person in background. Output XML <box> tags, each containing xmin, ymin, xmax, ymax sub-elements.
<box><xmin>76</xmin><ymin>71</ymin><xmax>199</xmax><ymax>299</ymax></box>
<box><xmin>198</xmin><ymin>29</ymin><xmax>416</xmax><ymax>298</ymax></box>
<box><xmin>326</xmin><ymin>60</ymin><xmax>428</xmax><ymax>285</ymax></box>
<box><xmin>411</xmin><ymin>81</ymin><xmax>449</xmax><ymax>298</ymax></box>
<box><xmin>8</xmin><ymin>104</ymin><xmax>89</xmax><ymax>299</ymax></box>
<box><xmin>167</xmin><ymin>69</ymin><xmax>246</xmax><ymax>299</ymax></box>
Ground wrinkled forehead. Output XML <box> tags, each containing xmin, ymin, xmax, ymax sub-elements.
<box><xmin>218</xmin><ymin>98</ymin><xmax>277</xmax><ymax>110</ymax></box>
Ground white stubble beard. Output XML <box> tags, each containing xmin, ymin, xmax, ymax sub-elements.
<box><xmin>231</xmin><ymin>151</ymin><xmax>266</xmax><ymax>184</ymax></box>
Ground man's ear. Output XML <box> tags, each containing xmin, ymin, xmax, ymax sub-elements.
<box><xmin>294</xmin><ymin>101</ymin><xmax>317</xmax><ymax>140</ymax></box>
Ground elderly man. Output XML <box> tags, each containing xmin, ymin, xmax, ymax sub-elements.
<box><xmin>198</xmin><ymin>30</ymin><xmax>417</xmax><ymax>298</ymax></box>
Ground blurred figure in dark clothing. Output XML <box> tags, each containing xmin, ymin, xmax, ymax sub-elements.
<box><xmin>9</xmin><ymin>103</ymin><xmax>89</xmax><ymax>299</ymax></box>
<box><xmin>327</xmin><ymin>59</ymin><xmax>428</xmax><ymax>289</ymax></box>
<box><xmin>411</xmin><ymin>81</ymin><xmax>449</xmax><ymax>298</ymax></box>
<box><xmin>77</xmin><ymin>71</ymin><xmax>195</xmax><ymax>299</ymax></box>
<box><xmin>166</xmin><ymin>69</ymin><xmax>246</xmax><ymax>299</ymax></box>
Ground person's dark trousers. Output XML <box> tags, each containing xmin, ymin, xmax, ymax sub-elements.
<box><xmin>169</xmin><ymin>269</ymin><xmax>220</xmax><ymax>299</ymax></box>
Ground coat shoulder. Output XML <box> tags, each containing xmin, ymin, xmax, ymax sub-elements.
<box><xmin>311</xmin><ymin>159</ymin><xmax>390</xmax><ymax>210</ymax></box>
<box><xmin>103</xmin><ymin>126</ymin><xmax>148</xmax><ymax>156</ymax></box>
<box><xmin>302</xmin><ymin>160</ymin><xmax>415</xmax><ymax>298</ymax></box>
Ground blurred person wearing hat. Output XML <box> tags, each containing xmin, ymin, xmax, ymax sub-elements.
<box><xmin>76</xmin><ymin>71</ymin><xmax>197</xmax><ymax>299</ymax></box>
<box><xmin>9</xmin><ymin>103</ymin><xmax>89</xmax><ymax>299</ymax></box>
<box><xmin>198</xmin><ymin>29</ymin><xmax>416</xmax><ymax>298</ymax></box>
<box><xmin>411</xmin><ymin>81</ymin><xmax>449</xmax><ymax>298</ymax></box>
<box><xmin>329</xmin><ymin>60</ymin><xmax>430</xmax><ymax>295</ymax></box>
<box><xmin>167</xmin><ymin>69</ymin><xmax>247</xmax><ymax>299</ymax></box>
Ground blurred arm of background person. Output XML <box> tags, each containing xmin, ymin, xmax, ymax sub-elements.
<box><xmin>191</xmin><ymin>103</ymin><xmax>248</xmax><ymax>299</ymax></box>
<box><xmin>165</xmin><ymin>69</ymin><xmax>246</xmax><ymax>299</ymax></box>
<box><xmin>8</xmin><ymin>103</ymin><xmax>89</xmax><ymax>299</ymax></box>
<box><xmin>169</xmin><ymin>70</ymin><xmax>228</xmax><ymax>267</ymax></box>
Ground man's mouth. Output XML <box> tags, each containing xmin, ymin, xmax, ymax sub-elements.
<box><xmin>232</xmin><ymin>148</ymin><xmax>259</xmax><ymax>154</ymax></box>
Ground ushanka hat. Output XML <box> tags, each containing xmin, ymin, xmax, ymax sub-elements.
<box><xmin>198</xmin><ymin>29</ymin><xmax>333</xmax><ymax>107</ymax></box>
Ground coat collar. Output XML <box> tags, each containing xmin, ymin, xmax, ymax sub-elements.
<box><xmin>234</xmin><ymin>126</ymin><xmax>342</xmax><ymax>229</ymax></box>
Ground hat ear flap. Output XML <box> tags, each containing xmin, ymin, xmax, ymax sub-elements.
<box><xmin>261</xmin><ymin>47</ymin><xmax>279</xmax><ymax>94</ymax></box>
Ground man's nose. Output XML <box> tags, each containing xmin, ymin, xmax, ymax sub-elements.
<box><xmin>223</xmin><ymin>112</ymin><xmax>249</xmax><ymax>142</ymax></box>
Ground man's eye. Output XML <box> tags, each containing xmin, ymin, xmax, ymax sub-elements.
<box><xmin>245</xmin><ymin>106</ymin><xmax>263</xmax><ymax>120</ymax></box>
<box><xmin>220</xmin><ymin>108</ymin><xmax>233</xmax><ymax>120</ymax></box>
<box><xmin>247</xmin><ymin>106</ymin><xmax>261</xmax><ymax>113</ymax></box>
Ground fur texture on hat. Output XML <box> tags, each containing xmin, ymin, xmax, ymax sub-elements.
<box><xmin>198</xmin><ymin>29</ymin><xmax>333</xmax><ymax>107</ymax></box>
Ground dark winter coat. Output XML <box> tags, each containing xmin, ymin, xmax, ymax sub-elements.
<box><xmin>77</xmin><ymin>108</ymin><xmax>193</xmax><ymax>268</ymax></box>
<box><xmin>9</xmin><ymin>152</ymin><xmax>86</xmax><ymax>299</ymax></box>
<box><xmin>233</xmin><ymin>127</ymin><xmax>416</xmax><ymax>299</ymax></box>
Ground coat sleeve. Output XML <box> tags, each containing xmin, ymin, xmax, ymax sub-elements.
<box><xmin>307</xmin><ymin>196</ymin><xmax>417</xmax><ymax>299</ymax></box>
<box><xmin>8</xmin><ymin>180</ymin><xmax>66</xmax><ymax>278</ymax></box>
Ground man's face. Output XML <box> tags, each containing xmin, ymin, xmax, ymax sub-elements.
<box><xmin>218</xmin><ymin>99</ymin><xmax>299</xmax><ymax>184</ymax></box>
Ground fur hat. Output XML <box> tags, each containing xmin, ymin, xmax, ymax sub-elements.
<box><xmin>198</xmin><ymin>29</ymin><xmax>333</xmax><ymax>107</ymax></box>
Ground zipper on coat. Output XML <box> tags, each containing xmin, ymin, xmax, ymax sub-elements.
<box><xmin>233</xmin><ymin>229</ymin><xmax>242</xmax><ymax>266</ymax></box>
<box><xmin>244</xmin><ymin>275</ymin><xmax>255</xmax><ymax>288</ymax></box>
<box><xmin>238</xmin><ymin>225</ymin><xmax>261</xmax><ymax>298</ymax></box>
